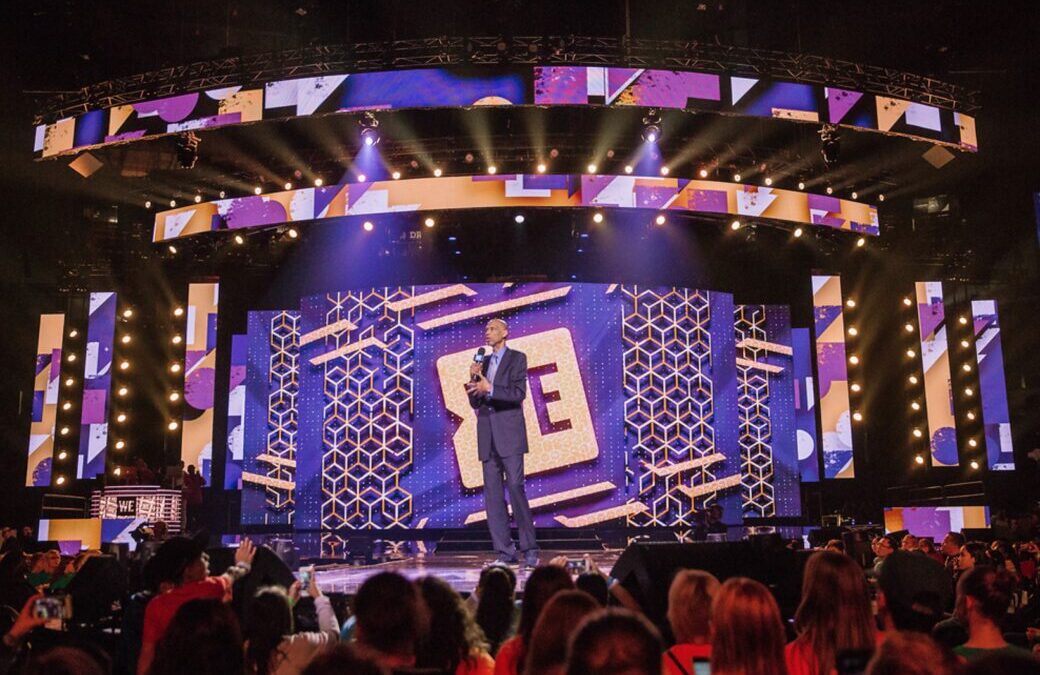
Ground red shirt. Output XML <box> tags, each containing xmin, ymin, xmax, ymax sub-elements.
<box><xmin>142</xmin><ymin>576</ymin><xmax>230</xmax><ymax>648</ymax></box>
<box><xmin>663</xmin><ymin>643</ymin><xmax>712</xmax><ymax>675</ymax></box>
<box><xmin>493</xmin><ymin>636</ymin><xmax>522</xmax><ymax>675</ymax></box>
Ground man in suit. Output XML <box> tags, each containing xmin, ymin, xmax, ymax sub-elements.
<box><xmin>465</xmin><ymin>318</ymin><xmax>539</xmax><ymax>566</ymax></box>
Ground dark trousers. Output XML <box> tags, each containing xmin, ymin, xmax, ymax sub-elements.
<box><xmin>482</xmin><ymin>443</ymin><xmax>537</xmax><ymax>557</ymax></box>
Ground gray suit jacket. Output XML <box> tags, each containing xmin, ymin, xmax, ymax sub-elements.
<box><xmin>468</xmin><ymin>347</ymin><xmax>529</xmax><ymax>461</ymax></box>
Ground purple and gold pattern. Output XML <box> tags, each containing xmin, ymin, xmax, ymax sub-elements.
<box><xmin>971</xmin><ymin>300</ymin><xmax>1014</xmax><ymax>471</ymax></box>
<box><xmin>27</xmin><ymin>314</ymin><xmax>64</xmax><ymax>487</ymax></box>
<box><xmin>791</xmin><ymin>327</ymin><xmax>820</xmax><ymax>482</ymax></box>
<box><xmin>812</xmin><ymin>275</ymin><xmax>854</xmax><ymax>479</ymax></box>
<box><xmin>223</xmin><ymin>334</ymin><xmax>247</xmax><ymax>489</ymax></box>
<box><xmin>153</xmin><ymin>174</ymin><xmax>878</xmax><ymax>242</ymax></box>
<box><xmin>915</xmin><ymin>282</ymin><xmax>958</xmax><ymax>467</ymax></box>
<box><xmin>77</xmin><ymin>292</ymin><xmax>116</xmax><ymax>480</ymax></box>
<box><xmin>181</xmin><ymin>282</ymin><xmax>220</xmax><ymax>481</ymax></box>
<box><xmin>34</xmin><ymin>66</ymin><xmax>976</xmax><ymax>158</ymax></box>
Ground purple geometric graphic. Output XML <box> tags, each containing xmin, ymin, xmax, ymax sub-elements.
<box><xmin>971</xmin><ymin>300</ymin><xmax>1015</xmax><ymax>470</ymax></box>
<box><xmin>78</xmin><ymin>292</ymin><xmax>116</xmax><ymax>479</ymax></box>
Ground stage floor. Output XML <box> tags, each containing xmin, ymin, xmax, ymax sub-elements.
<box><xmin>314</xmin><ymin>549</ymin><xmax>623</xmax><ymax>595</ymax></box>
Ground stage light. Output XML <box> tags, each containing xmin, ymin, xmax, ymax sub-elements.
<box><xmin>733</xmin><ymin>173</ymin><xmax>742</xmax><ymax>182</ymax></box>
<box><xmin>848</xmin><ymin>355</ymin><xmax>859</xmax><ymax>365</ymax></box>
<box><xmin>169</xmin><ymin>392</ymin><xmax>180</xmax><ymax>402</ymax></box>
<box><xmin>915</xmin><ymin>454</ymin><xmax>925</xmax><ymax>465</ymax></box>
<box><xmin>392</xmin><ymin>171</ymin><xmax>401</xmax><ymax>180</ymax></box>
<box><xmin>168</xmin><ymin>245</ymin><xmax>178</xmax><ymax>254</ymax></box>
<box><xmin>174</xmin><ymin>307</ymin><xmax>184</xmax><ymax>317</ymax></box>
<box><xmin>433</xmin><ymin>168</ymin><xmax>442</xmax><ymax>177</ymax></box>
<box><xmin>487</xmin><ymin>165</ymin><xmax>497</xmax><ymax>175</ymax></box>
<box><xmin>826</xmin><ymin>186</ymin><xmax>834</xmax><ymax>195</ymax></box>
<box><xmin>850</xmin><ymin>383</ymin><xmax>861</xmax><ymax>393</ymax></box>
<box><xmin>121</xmin><ymin>335</ymin><xmax>131</xmax><ymax>344</ymax></box>
<box><xmin>170</xmin><ymin>363</ymin><xmax>181</xmax><ymax>373</ymax></box>
<box><xmin>514</xmin><ymin>214</ymin><xmax>525</xmax><ymax>224</ymax></box>
<box><xmin>699</xmin><ymin>168</ymin><xmax>709</xmax><ymax>178</ymax></box>
<box><xmin>168</xmin><ymin>421</ymin><xmax>179</xmax><ymax>431</ymax></box>
<box><xmin>966</xmin><ymin>411</ymin><xmax>976</xmax><ymax>421</ymax></box>
<box><xmin>219</xmin><ymin>191</ymin><xmax>226</xmax><ymax>198</ymax></box>
<box><xmin>234</xmin><ymin>234</ymin><xmax>245</xmax><ymax>245</ymax></box>
<box><xmin>624</xmin><ymin>165</ymin><xmax>634</xmax><ymax>174</ymax></box>
<box><xmin>62</xmin><ymin>400</ymin><xmax>71</xmax><ymax>409</ymax></box>
<box><xmin>848</xmin><ymin>326</ymin><xmax>858</xmax><ymax>336</ymax></box>
<box><xmin>906</xmin><ymin>349</ymin><xmax>916</xmax><ymax>358</ymax></box>
<box><xmin>56</xmin><ymin>476</ymin><xmax>66</xmax><ymax>485</ymax></box>
<box><xmin>913</xmin><ymin>428</ymin><xmax>923</xmax><ymax>438</ymax></box>
<box><xmin>284</xmin><ymin>182</ymin><xmax>292</xmax><ymax>191</ymax></box>
<box><xmin>254</xmin><ymin>186</ymin><xmax>262</xmax><ymax>195</ymax></box>
<box><xmin>962</xmin><ymin>363</ymin><xmax>971</xmax><ymax>372</ymax></box>
<box><xmin>593</xmin><ymin>212</ymin><xmax>604</xmax><ymax>224</ymax></box>
<box><xmin>69</xmin><ymin>330</ymin><xmax>78</xmax><ymax>338</ymax></box>
<box><xmin>820</xmin><ymin>124</ymin><xmax>841</xmax><ymax>166</ymax></box>
<box><xmin>194</xmin><ymin>194</ymin><xmax>202</xmax><ymax>204</ymax></box>
<box><xmin>958</xmin><ymin>315</ymin><xmax>968</xmax><ymax>325</ymax></box>
<box><xmin>911</xmin><ymin>401</ymin><xmax>921</xmax><ymax>411</ymax></box>
<box><xmin>903</xmin><ymin>297</ymin><xmax>913</xmax><ymax>307</ymax></box>
<box><xmin>655</xmin><ymin>214</ymin><xmax>666</xmax><ymax>226</ymax></box>
<box><xmin>730</xmin><ymin>220</ymin><xmax>741</xmax><ymax>231</ymax></box>
<box><xmin>314</xmin><ymin>178</ymin><xmax>323</xmax><ymax>187</ymax></box>
<box><xmin>357</xmin><ymin>174</ymin><xmax>367</xmax><ymax>183</ymax></box>
<box><xmin>852</xmin><ymin>411</ymin><xmax>863</xmax><ymax>422</ymax></box>
<box><xmin>905</xmin><ymin>323</ymin><xmax>915</xmax><ymax>333</ymax></box>
<box><xmin>798</xmin><ymin>181</ymin><xmax>805</xmax><ymax>190</ymax></box>
<box><xmin>117</xmin><ymin>387</ymin><xmax>128</xmax><ymax>397</ymax></box>
<box><xmin>856</xmin><ymin>237</ymin><xmax>866</xmax><ymax>248</ymax></box>
<box><xmin>587</xmin><ymin>163</ymin><xmax>598</xmax><ymax>174</ymax></box>
<box><xmin>116</xmin><ymin>413</ymin><xmax>127</xmax><ymax>423</ymax></box>
<box><xmin>846</xmin><ymin>299</ymin><xmax>856</xmax><ymax>308</ymax></box>
<box><xmin>119</xmin><ymin>361</ymin><xmax>130</xmax><ymax>371</ymax></box>
<box><xmin>764</xmin><ymin>177</ymin><xmax>773</xmax><ymax>186</ymax></box>
<box><xmin>964</xmin><ymin>387</ymin><xmax>974</xmax><ymax>396</ymax></box>
<box><xmin>969</xmin><ymin>459</ymin><xmax>980</xmax><ymax>470</ymax></box>
<box><xmin>145</xmin><ymin>200</ymin><xmax>152</xmax><ymax>209</ymax></box>
<box><xmin>58</xmin><ymin>452</ymin><xmax>67</xmax><ymax>460</ymax></box>
<box><xmin>909</xmin><ymin>375</ymin><xmax>919</xmax><ymax>384</ymax></box>
<box><xmin>659</xmin><ymin>166</ymin><xmax>670</xmax><ymax>176</ymax></box>
<box><xmin>643</xmin><ymin>128</ymin><xmax>659</xmax><ymax>143</ymax></box>
<box><xmin>424</xmin><ymin>217</ymin><xmax>435</xmax><ymax>228</ymax></box>
<box><xmin>960</xmin><ymin>339</ymin><xmax>970</xmax><ymax>348</ymax></box>
<box><xmin>851</xmin><ymin>191</ymin><xmax>858</xmax><ymax>200</ymax></box>
<box><xmin>360</xmin><ymin>120</ymin><xmax>380</xmax><ymax>146</ymax></box>
<box><xmin>793</xmin><ymin>227</ymin><xmax>803</xmax><ymax>238</ymax></box>
<box><xmin>169</xmin><ymin>200</ymin><xmax>176</xmax><ymax>208</ymax></box>
<box><xmin>878</xmin><ymin>194</ymin><xmax>885</xmax><ymax>202</ymax></box>
<box><xmin>67</xmin><ymin>353</ymin><xmax>77</xmax><ymax>363</ymax></box>
<box><xmin>363</xmin><ymin>221</ymin><xmax>374</xmax><ymax>232</ymax></box>
<box><xmin>114</xmin><ymin>440</ymin><xmax>125</xmax><ymax>450</ymax></box>
<box><xmin>113</xmin><ymin>467</ymin><xmax>121</xmax><ymax>476</ymax></box>
<box><xmin>122</xmin><ymin>308</ymin><xmax>133</xmax><ymax>319</ymax></box>
<box><xmin>968</xmin><ymin>438</ymin><xmax>978</xmax><ymax>448</ymax></box>
<box><xmin>64</xmin><ymin>377</ymin><xmax>74</xmax><ymax>387</ymax></box>
<box><xmin>60</xmin><ymin>426</ymin><xmax>69</xmax><ymax>436</ymax></box>
<box><xmin>536</xmin><ymin>163</ymin><xmax>547</xmax><ymax>174</ymax></box>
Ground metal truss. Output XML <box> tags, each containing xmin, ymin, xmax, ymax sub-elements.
<box><xmin>34</xmin><ymin>35</ymin><xmax>977</xmax><ymax>123</ymax></box>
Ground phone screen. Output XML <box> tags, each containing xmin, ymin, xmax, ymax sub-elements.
<box><xmin>693</xmin><ymin>657</ymin><xmax>711</xmax><ymax>675</ymax></box>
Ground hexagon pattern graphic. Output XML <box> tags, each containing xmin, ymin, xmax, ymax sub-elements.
<box><xmin>319</xmin><ymin>289</ymin><xmax>414</xmax><ymax>552</ymax></box>
<box><xmin>621</xmin><ymin>287</ymin><xmax>719</xmax><ymax>527</ymax></box>
<box><xmin>266</xmin><ymin>311</ymin><xmax>300</xmax><ymax>516</ymax></box>
<box><xmin>734</xmin><ymin>305</ymin><xmax>775</xmax><ymax>517</ymax></box>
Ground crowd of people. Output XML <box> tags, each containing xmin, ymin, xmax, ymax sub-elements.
<box><xmin>0</xmin><ymin>512</ymin><xmax>1039</xmax><ymax>674</ymax></box>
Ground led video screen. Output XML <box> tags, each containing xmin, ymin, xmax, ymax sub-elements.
<box><xmin>884</xmin><ymin>506</ymin><xmax>990</xmax><ymax>541</ymax></box>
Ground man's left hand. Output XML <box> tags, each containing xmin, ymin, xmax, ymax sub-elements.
<box><xmin>465</xmin><ymin>374</ymin><xmax>491</xmax><ymax>397</ymax></box>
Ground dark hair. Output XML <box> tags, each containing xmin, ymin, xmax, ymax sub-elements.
<box><xmin>415</xmin><ymin>576</ymin><xmax>488</xmax><ymax>673</ymax></box>
<box><xmin>516</xmin><ymin>565</ymin><xmax>574</xmax><ymax>667</ymax></box>
<box><xmin>565</xmin><ymin>608</ymin><xmax>663</xmax><ymax>675</ymax></box>
<box><xmin>962</xmin><ymin>541</ymin><xmax>989</xmax><ymax>568</ymax></box>
<box><xmin>301</xmin><ymin>643</ymin><xmax>387</xmax><ymax>675</ymax></box>
<box><xmin>944</xmin><ymin>532</ymin><xmax>965</xmax><ymax>548</ymax></box>
<box><xmin>793</xmin><ymin>551</ymin><xmax>877</xmax><ymax>675</ymax></box>
<box><xmin>576</xmin><ymin>572</ymin><xmax>610</xmax><ymax>606</ymax></box>
<box><xmin>244</xmin><ymin>586</ymin><xmax>294</xmax><ymax>675</ymax></box>
<box><xmin>712</xmin><ymin>577</ymin><xmax>787</xmax><ymax>675</ymax></box>
<box><xmin>865</xmin><ymin>631</ymin><xmax>959</xmax><ymax>675</ymax></box>
<box><xmin>354</xmin><ymin>572</ymin><xmax>424</xmax><ymax>658</ymax></box>
<box><xmin>22</xmin><ymin>646</ymin><xmax>109</xmax><ymax>675</ymax></box>
<box><xmin>957</xmin><ymin>566</ymin><xmax>1015</xmax><ymax>623</ymax></box>
<box><xmin>965</xmin><ymin>652</ymin><xmax>1040</xmax><ymax>675</ymax></box>
<box><xmin>475</xmin><ymin>565</ymin><xmax>516</xmax><ymax>654</ymax></box>
<box><xmin>150</xmin><ymin>599</ymin><xmax>243</xmax><ymax>675</ymax></box>
<box><xmin>523</xmin><ymin>590</ymin><xmax>600</xmax><ymax>675</ymax></box>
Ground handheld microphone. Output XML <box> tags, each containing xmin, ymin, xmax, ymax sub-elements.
<box><xmin>471</xmin><ymin>347</ymin><xmax>487</xmax><ymax>382</ymax></box>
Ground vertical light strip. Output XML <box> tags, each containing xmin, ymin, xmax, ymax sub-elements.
<box><xmin>811</xmin><ymin>275</ymin><xmax>854</xmax><ymax>479</ymax></box>
<box><xmin>224</xmin><ymin>333</ymin><xmax>247</xmax><ymax>489</ymax></box>
<box><xmin>181</xmin><ymin>282</ymin><xmax>220</xmax><ymax>481</ymax></box>
<box><xmin>792</xmin><ymin>327</ymin><xmax>820</xmax><ymax>482</ymax></box>
<box><xmin>26</xmin><ymin>314</ymin><xmax>65</xmax><ymax>486</ymax></box>
<box><xmin>971</xmin><ymin>300</ymin><xmax>1014</xmax><ymax>470</ymax></box>
<box><xmin>77</xmin><ymin>292</ymin><xmax>116</xmax><ymax>479</ymax></box>
<box><xmin>915</xmin><ymin>282</ymin><xmax>958</xmax><ymax>466</ymax></box>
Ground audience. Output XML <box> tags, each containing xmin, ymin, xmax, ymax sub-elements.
<box><xmin>494</xmin><ymin>563</ymin><xmax>573</xmax><ymax>675</ymax></box>
<box><xmin>711</xmin><ymin>577</ymin><xmax>787</xmax><ymax>675</ymax></box>
<box><xmin>663</xmin><ymin>570</ymin><xmax>718</xmax><ymax>674</ymax></box>
<box><xmin>299</xmin><ymin>643</ymin><xmax>387</xmax><ymax>675</ymax></box>
<box><xmin>951</xmin><ymin>566</ymin><xmax>1033</xmax><ymax>662</ymax></box>
<box><xmin>865</xmin><ymin>631</ymin><xmax>960</xmax><ymax>675</ymax></box>
<box><xmin>351</xmin><ymin>571</ymin><xmax>426</xmax><ymax>671</ymax></box>
<box><xmin>244</xmin><ymin>575</ymin><xmax>340</xmax><ymax>675</ymax></box>
<box><xmin>472</xmin><ymin>564</ymin><xmax>517</xmax><ymax>656</ymax></box>
<box><xmin>416</xmin><ymin>575</ymin><xmax>494</xmax><ymax>675</ymax></box>
<box><xmin>565</xmin><ymin>609</ymin><xmax>663</xmax><ymax>675</ymax></box>
<box><xmin>941</xmin><ymin>532</ymin><xmax>966</xmax><ymax>576</ymax></box>
<box><xmin>787</xmin><ymin>551</ymin><xmax>878</xmax><ymax>675</ymax></box>
<box><xmin>958</xmin><ymin>542</ymin><xmax>990</xmax><ymax>573</ymax></box>
<box><xmin>149</xmin><ymin>598</ymin><xmax>244</xmax><ymax>675</ymax></box>
<box><xmin>877</xmin><ymin>550</ymin><xmax>952</xmax><ymax>633</ymax></box>
<box><xmin>871</xmin><ymin>535</ymin><xmax>897</xmax><ymax>576</ymax></box>
<box><xmin>522</xmin><ymin>590</ymin><xmax>599</xmax><ymax>675</ymax></box>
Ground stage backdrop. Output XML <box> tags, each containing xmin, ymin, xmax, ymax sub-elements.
<box><xmin>233</xmin><ymin>283</ymin><xmax>804</xmax><ymax>532</ymax></box>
